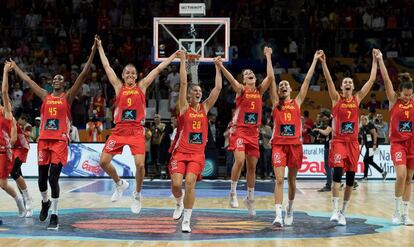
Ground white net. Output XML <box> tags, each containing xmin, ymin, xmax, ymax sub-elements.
<box><xmin>185</xmin><ymin>54</ymin><xmax>201</xmax><ymax>84</ymax></box>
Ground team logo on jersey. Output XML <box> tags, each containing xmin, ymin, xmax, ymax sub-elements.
<box><xmin>44</xmin><ymin>119</ymin><xmax>59</xmax><ymax>130</ymax></box>
<box><xmin>236</xmin><ymin>138</ymin><xmax>244</xmax><ymax>148</ymax></box>
<box><xmin>340</xmin><ymin>122</ymin><xmax>354</xmax><ymax>134</ymax></box>
<box><xmin>244</xmin><ymin>112</ymin><xmax>258</xmax><ymax>125</ymax></box>
<box><xmin>395</xmin><ymin>152</ymin><xmax>403</xmax><ymax>162</ymax></box>
<box><xmin>280</xmin><ymin>124</ymin><xmax>295</xmax><ymax>136</ymax></box>
<box><xmin>106</xmin><ymin>140</ymin><xmax>116</xmax><ymax>150</ymax></box>
<box><xmin>121</xmin><ymin>110</ymin><xmax>137</xmax><ymax>121</ymax></box>
<box><xmin>189</xmin><ymin>132</ymin><xmax>203</xmax><ymax>144</ymax></box>
<box><xmin>273</xmin><ymin>153</ymin><xmax>281</xmax><ymax>164</ymax></box>
<box><xmin>334</xmin><ymin>153</ymin><xmax>342</xmax><ymax>163</ymax></box>
<box><xmin>398</xmin><ymin>121</ymin><xmax>412</xmax><ymax>133</ymax></box>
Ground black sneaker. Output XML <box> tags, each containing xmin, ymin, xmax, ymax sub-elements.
<box><xmin>317</xmin><ymin>186</ymin><xmax>331</xmax><ymax>192</ymax></box>
<box><xmin>47</xmin><ymin>214</ymin><xmax>59</xmax><ymax>230</ymax></box>
<box><xmin>39</xmin><ymin>200</ymin><xmax>51</xmax><ymax>222</ymax></box>
<box><xmin>353</xmin><ymin>182</ymin><xmax>359</xmax><ymax>190</ymax></box>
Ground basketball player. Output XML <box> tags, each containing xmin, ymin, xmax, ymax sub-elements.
<box><xmin>170</xmin><ymin>52</ymin><xmax>222</xmax><ymax>233</ymax></box>
<box><xmin>270</xmin><ymin>51</ymin><xmax>322</xmax><ymax>226</ymax></box>
<box><xmin>217</xmin><ymin>47</ymin><xmax>273</xmax><ymax>216</ymax></box>
<box><xmin>0</xmin><ymin>61</ymin><xmax>25</xmax><ymax>218</ymax></box>
<box><xmin>376</xmin><ymin>49</ymin><xmax>413</xmax><ymax>225</ymax></box>
<box><xmin>10</xmin><ymin>115</ymin><xmax>33</xmax><ymax>217</ymax></box>
<box><xmin>319</xmin><ymin>49</ymin><xmax>378</xmax><ymax>226</ymax></box>
<box><xmin>95</xmin><ymin>36</ymin><xmax>179</xmax><ymax>214</ymax></box>
<box><xmin>11</xmin><ymin>40</ymin><xmax>97</xmax><ymax>229</ymax></box>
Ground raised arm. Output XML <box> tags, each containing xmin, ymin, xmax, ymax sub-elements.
<box><xmin>2</xmin><ymin>61</ymin><xmax>14</xmax><ymax>120</ymax></box>
<box><xmin>258</xmin><ymin>47</ymin><xmax>274</xmax><ymax>95</ymax></box>
<box><xmin>203</xmin><ymin>56</ymin><xmax>223</xmax><ymax>112</ymax></box>
<box><xmin>376</xmin><ymin>49</ymin><xmax>397</xmax><ymax>106</ymax></box>
<box><xmin>269</xmin><ymin>67</ymin><xmax>279</xmax><ymax>108</ymax></box>
<box><xmin>178</xmin><ymin>51</ymin><xmax>189</xmax><ymax>115</ymax></box>
<box><xmin>140</xmin><ymin>51</ymin><xmax>179</xmax><ymax>91</ymax></box>
<box><xmin>66</xmin><ymin>39</ymin><xmax>97</xmax><ymax>105</ymax></box>
<box><xmin>96</xmin><ymin>35</ymin><xmax>123</xmax><ymax>95</ymax></box>
<box><xmin>217</xmin><ymin>62</ymin><xmax>244</xmax><ymax>95</ymax></box>
<box><xmin>11</xmin><ymin>59</ymin><xmax>47</xmax><ymax>100</ymax></box>
<box><xmin>296</xmin><ymin>51</ymin><xmax>321</xmax><ymax>107</ymax></box>
<box><xmin>319</xmin><ymin>51</ymin><xmax>340</xmax><ymax>105</ymax></box>
<box><xmin>356</xmin><ymin>49</ymin><xmax>378</xmax><ymax>104</ymax></box>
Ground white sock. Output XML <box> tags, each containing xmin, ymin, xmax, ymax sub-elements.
<box><xmin>14</xmin><ymin>195</ymin><xmax>22</xmax><ymax>203</ymax></box>
<box><xmin>175</xmin><ymin>196</ymin><xmax>183</xmax><ymax>205</ymax></box>
<box><xmin>230</xmin><ymin>181</ymin><xmax>238</xmax><ymax>194</ymax></box>
<box><xmin>51</xmin><ymin>198</ymin><xmax>58</xmax><ymax>215</ymax></box>
<box><xmin>116</xmin><ymin>180</ymin><xmax>123</xmax><ymax>186</ymax></box>
<box><xmin>395</xmin><ymin>197</ymin><xmax>402</xmax><ymax>214</ymax></box>
<box><xmin>21</xmin><ymin>189</ymin><xmax>30</xmax><ymax>200</ymax></box>
<box><xmin>183</xmin><ymin>209</ymin><xmax>192</xmax><ymax>221</ymax></box>
<box><xmin>332</xmin><ymin>197</ymin><xmax>339</xmax><ymax>212</ymax></box>
<box><xmin>133</xmin><ymin>191</ymin><xmax>141</xmax><ymax>199</ymax></box>
<box><xmin>41</xmin><ymin>191</ymin><xmax>49</xmax><ymax>203</ymax></box>
<box><xmin>287</xmin><ymin>200</ymin><xmax>294</xmax><ymax>212</ymax></box>
<box><xmin>402</xmin><ymin>201</ymin><xmax>410</xmax><ymax>216</ymax></box>
<box><xmin>341</xmin><ymin>201</ymin><xmax>349</xmax><ymax>214</ymax></box>
<box><xmin>275</xmin><ymin>204</ymin><xmax>282</xmax><ymax>217</ymax></box>
<box><xmin>247</xmin><ymin>187</ymin><xmax>254</xmax><ymax>200</ymax></box>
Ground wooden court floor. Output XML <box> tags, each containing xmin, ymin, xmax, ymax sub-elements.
<box><xmin>0</xmin><ymin>178</ymin><xmax>412</xmax><ymax>247</ymax></box>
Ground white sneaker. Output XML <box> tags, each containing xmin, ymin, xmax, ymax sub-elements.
<box><xmin>111</xmin><ymin>180</ymin><xmax>129</xmax><ymax>202</ymax></box>
<box><xmin>401</xmin><ymin>215</ymin><xmax>413</xmax><ymax>226</ymax></box>
<box><xmin>243</xmin><ymin>197</ymin><xmax>256</xmax><ymax>216</ymax></box>
<box><xmin>182</xmin><ymin>219</ymin><xmax>191</xmax><ymax>233</ymax></box>
<box><xmin>173</xmin><ymin>203</ymin><xmax>184</xmax><ymax>220</ymax></box>
<box><xmin>338</xmin><ymin>212</ymin><xmax>346</xmax><ymax>226</ymax></box>
<box><xmin>284</xmin><ymin>206</ymin><xmax>293</xmax><ymax>226</ymax></box>
<box><xmin>272</xmin><ymin>215</ymin><xmax>284</xmax><ymax>227</ymax></box>
<box><xmin>392</xmin><ymin>212</ymin><xmax>401</xmax><ymax>225</ymax></box>
<box><xmin>25</xmin><ymin>197</ymin><xmax>33</xmax><ymax>218</ymax></box>
<box><xmin>131</xmin><ymin>192</ymin><xmax>142</xmax><ymax>214</ymax></box>
<box><xmin>330</xmin><ymin>211</ymin><xmax>339</xmax><ymax>222</ymax></box>
<box><xmin>229</xmin><ymin>192</ymin><xmax>239</xmax><ymax>208</ymax></box>
<box><xmin>16</xmin><ymin>198</ymin><xmax>26</xmax><ymax>217</ymax></box>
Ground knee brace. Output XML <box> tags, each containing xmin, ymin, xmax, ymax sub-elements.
<box><xmin>346</xmin><ymin>171</ymin><xmax>355</xmax><ymax>187</ymax></box>
<box><xmin>333</xmin><ymin>167</ymin><xmax>343</xmax><ymax>183</ymax></box>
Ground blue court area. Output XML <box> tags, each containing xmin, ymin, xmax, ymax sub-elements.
<box><xmin>0</xmin><ymin>208</ymin><xmax>399</xmax><ymax>242</ymax></box>
<box><xmin>69</xmin><ymin>179</ymin><xmax>278</xmax><ymax>198</ymax></box>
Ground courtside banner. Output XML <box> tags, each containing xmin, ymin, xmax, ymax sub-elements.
<box><xmin>21</xmin><ymin>144</ymin><xmax>395</xmax><ymax>179</ymax></box>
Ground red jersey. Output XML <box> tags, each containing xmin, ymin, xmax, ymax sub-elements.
<box><xmin>40</xmin><ymin>93</ymin><xmax>71</xmax><ymax>141</ymax></box>
<box><xmin>14</xmin><ymin>124</ymin><xmax>29</xmax><ymax>150</ymax></box>
<box><xmin>113</xmin><ymin>85</ymin><xmax>146</xmax><ymax>128</ymax></box>
<box><xmin>0</xmin><ymin>111</ymin><xmax>12</xmax><ymax>152</ymax></box>
<box><xmin>172</xmin><ymin>105</ymin><xmax>208</xmax><ymax>153</ymax></box>
<box><xmin>332</xmin><ymin>96</ymin><xmax>359</xmax><ymax>141</ymax></box>
<box><xmin>92</xmin><ymin>96</ymin><xmax>105</xmax><ymax>118</ymax></box>
<box><xmin>271</xmin><ymin>99</ymin><xmax>302</xmax><ymax>145</ymax></box>
<box><xmin>232</xmin><ymin>86</ymin><xmax>262</xmax><ymax>129</ymax></box>
<box><xmin>389</xmin><ymin>99</ymin><xmax>414</xmax><ymax>143</ymax></box>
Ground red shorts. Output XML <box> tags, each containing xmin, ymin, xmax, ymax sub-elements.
<box><xmin>272</xmin><ymin>144</ymin><xmax>303</xmax><ymax>168</ymax></box>
<box><xmin>38</xmin><ymin>139</ymin><xmax>68</xmax><ymax>166</ymax></box>
<box><xmin>13</xmin><ymin>148</ymin><xmax>28</xmax><ymax>163</ymax></box>
<box><xmin>391</xmin><ymin>139</ymin><xmax>414</xmax><ymax>169</ymax></box>
<box><xmin>227</xmin><ymin>128</ymin><xmax>259</xmax><ymax>158</ymax></box>
<box><xmin>0</xmin><ymin>152</ymin><xmax>14</xmax><ymax>179</ymax></box>
<box><xmin>103</xmin><ymin>127</ymin><xmax>145</xmax><ymax>155</ymax></box>
<box><xmin>169</xmin><ymin>152</ymin><xmax>205</xmax><ymax>177</ymax></box>
<box><xmin>329</xmin><ymin>140</ymin><xmax>359</xmax><ymax>172</ymax></box>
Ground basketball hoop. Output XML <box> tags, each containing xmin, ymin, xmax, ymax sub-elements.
<box><xmin>186</xmin><ymin>53</ymin><xmax>201</xmax><ymax>84</ymax></box>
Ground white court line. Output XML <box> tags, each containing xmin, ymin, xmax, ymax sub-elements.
<box><xmin>66</xmin><ymin>180</ymin><xmax>99</xmax><ymax>193</ymax></box>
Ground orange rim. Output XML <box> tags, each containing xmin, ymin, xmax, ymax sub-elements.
<box><xmin>187</xmin><ymin>53</ymin><xmax>201</xmax><ymax>61</ymax></box>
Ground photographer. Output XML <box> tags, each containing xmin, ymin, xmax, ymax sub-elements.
<box><xmin>313</xmin><ymin>110</ymin><xmax>333</xmax><ymax>192</ymax></box>
<box><xmin>373</xmin><ymin>113</ymin><xmax>388</xmax><ymax>144</ymax></box>
<box><xmin>86</xmin><ymin>110</ymin><xmax>103</xmax><ymax>142</ymax></box>
<box><xmin>359</xmin><ymin>115</ymin><xmax>387</xmax><ymax>180</ymax></box>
